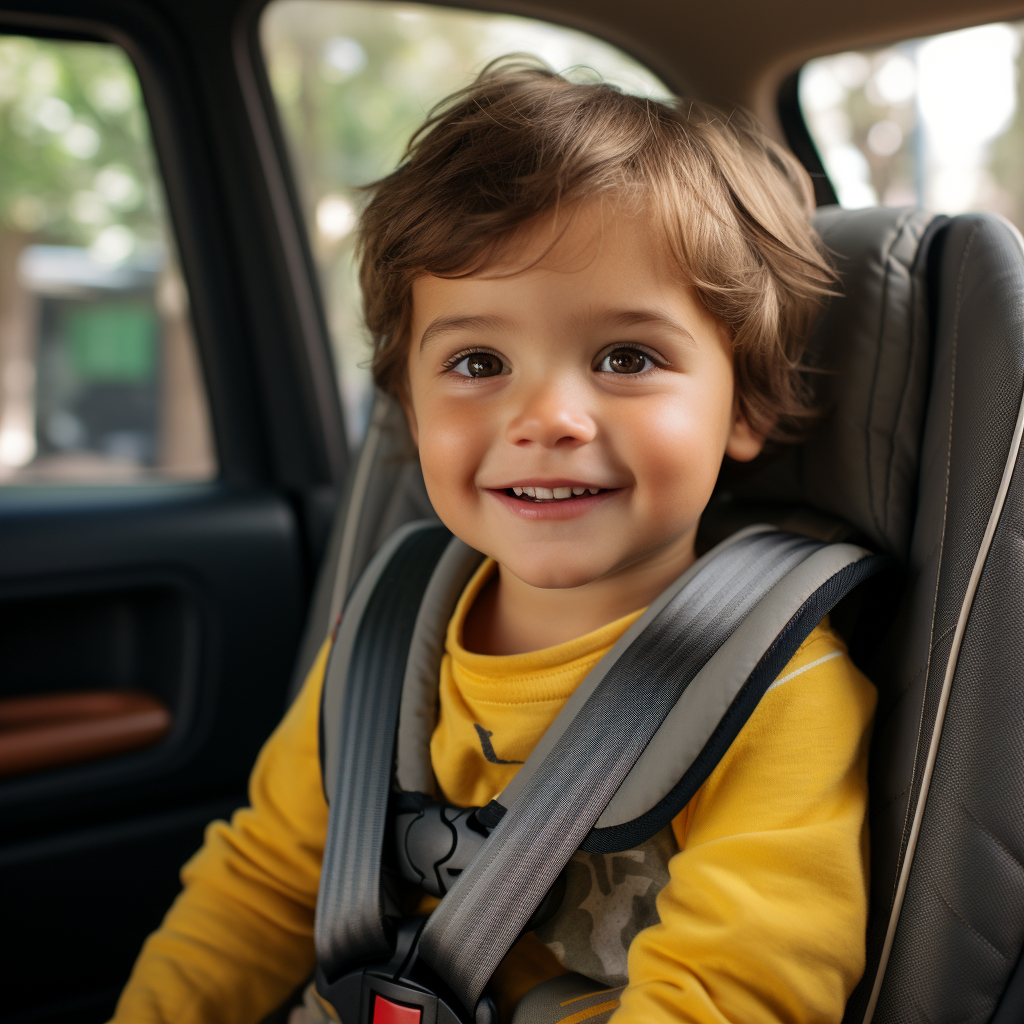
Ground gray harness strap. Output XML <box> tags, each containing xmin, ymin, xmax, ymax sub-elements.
<box><xmin>314</xmin><ymin>523</ymin><xmax>884</xmax><ymax>1021</ymax></box>
<box><xmin>315</xmin><ymin>520</ymin><xmax>453</xmax><ymax>982</ymax></box>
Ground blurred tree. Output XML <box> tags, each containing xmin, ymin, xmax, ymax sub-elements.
<box><xmin>0</xmin><ymin>34</ymin><xmax>213</xmax><ymax>482</ymax></box>
<box><xmin>0</xmin><ymin>36</ymin><xmax>163</xmax><ymax>254</ymax></box>
<box><xmin>0</xmin><ymin>36</ymin><xmax>165</xmax><ymax>472</ymax></box>
<box><xmin>988</xmin><ymin>25</ymin><xmax>1024</xmax><ymax>227</ymax></box>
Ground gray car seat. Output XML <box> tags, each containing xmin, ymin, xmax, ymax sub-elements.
<box><xmin>293</xmin><ymin>205</ymin><xmax>1024</xmax><ymax>1024</ymax></box>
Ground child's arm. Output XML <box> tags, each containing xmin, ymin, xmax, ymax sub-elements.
<box><xmin>108</xmin><ymin>641</ymin><xmax>333</xmax><ymax>1024</ymax></box>
<box><xmin>612</xmin><ymin>624</ymin><xmax>876</xmax><ymax>1024</ymax></box>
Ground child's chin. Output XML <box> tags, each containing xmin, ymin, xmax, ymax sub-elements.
<box><xmin>505</xmin><ymin>557</ymin><xmax>611</xmax><ymax>591</ymax></box>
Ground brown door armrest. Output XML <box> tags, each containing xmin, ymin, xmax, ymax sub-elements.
<box><xmin>0</xmin><ymin>691</ymin><xmax>172</xmax><ymax>778</ymax></box>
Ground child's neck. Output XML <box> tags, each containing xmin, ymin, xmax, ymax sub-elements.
<box><xmin>462</xmin><ymin>534</ymin><xmax>699</xmax><ymax>656</ymax></box>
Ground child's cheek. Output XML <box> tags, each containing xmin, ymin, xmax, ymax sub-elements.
<box><xmin>627</xmin><ymin>388</ymin><xmax>732</xmax><ymax>518</ymax></box>
<box><xmin>416</xmin><ymin>402</ymin><xmax>491</xmax><ymax>524</ymax></box>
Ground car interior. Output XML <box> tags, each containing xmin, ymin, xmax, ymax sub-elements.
<box><xmin>3</xmin><ymin>0</ymin><xmax>1024</xmax><ymax>1023</ymax></box>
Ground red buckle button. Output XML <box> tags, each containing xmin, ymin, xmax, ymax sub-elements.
<box><xmin>371</xmin><ymin>994</ymin><xmax>422</xmax><ymax>1024</ymax></box>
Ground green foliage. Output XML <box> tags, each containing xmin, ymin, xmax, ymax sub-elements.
<box><xmin>0</xmin><ymin>35</ymin><xmax>163</xmax><ymax>252</ymax></box>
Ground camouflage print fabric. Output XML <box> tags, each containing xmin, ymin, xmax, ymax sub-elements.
<box><xmin>300</xmin><ymin>828</ymin><xmax>677</xmax><ymax>1022</ymax></box>
<box><xmin>509</xmin><ymin>973</ymin><xmax>625</xmax><ymax>1024</ymax></box>
<box><xmin>292</xmin><ymin>983</ymin><xmax>339</xmax><ymax>1024</ymax></box>
<box><xmin>533</xmin><ymin>826</ymin><xmax>678</xmax><ymax>987</ymax></box>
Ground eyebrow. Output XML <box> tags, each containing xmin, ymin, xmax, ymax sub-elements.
<box><xmin>417</xmin><ymin>307</ymin><xmax>698</xmax><ymax>351</ymax></box>
<box><xmin>418</xmin><ymin>314</ymin><xmax>512</xmax><ymax>351</ymax></box>
<box><xmin>576</xmin><ymin>307</ymin><xmax>698</xmax><ymax>344</ymax></box>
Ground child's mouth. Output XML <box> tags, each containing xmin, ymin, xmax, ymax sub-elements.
<box><xmin>504</xmin><ymin>486</ymin><xmax>607</xmax><ymax>503</ymax></box>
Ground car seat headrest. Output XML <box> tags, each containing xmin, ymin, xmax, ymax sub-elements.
<box><xmin>714</xmin><ymin>206</ymin><xmax>941</xmax><ymax>560</ymax></box>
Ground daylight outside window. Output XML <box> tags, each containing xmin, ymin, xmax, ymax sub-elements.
<box><xmin>260</xmin><ymin>0</ymin><xmax>669</xmax><ymax>444</ymax></box>
<box><xmin>0</xmin><ymin>35</ymin><xmax>216</xmax><ymax>484</ymax></box>
<box><xmin>800</xmin><ymin>22</ymin><xmax>1024</xmax><ymax>233</ymax></box>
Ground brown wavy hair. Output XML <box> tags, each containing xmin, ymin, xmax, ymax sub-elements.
<box><xmin>356</xmin><ymin>57</ymin><xmax>836</xmax><ymax>443</ymax></box>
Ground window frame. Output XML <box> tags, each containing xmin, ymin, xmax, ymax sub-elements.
<box><xmin>777</xmin><ymin>68</ymin><xmax>839</xmax><ymax>207</ymax></box>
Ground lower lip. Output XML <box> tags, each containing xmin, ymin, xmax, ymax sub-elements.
<box><xmin>486</xmin><ymin>488</ymin><xmax>620</xmax><ymax>520</ymax></box>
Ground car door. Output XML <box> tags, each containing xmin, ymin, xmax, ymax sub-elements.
<box><xmin>0</xmin><ymin>3</ymin><xmax>346</xmax><ymax>1022</ymax></box>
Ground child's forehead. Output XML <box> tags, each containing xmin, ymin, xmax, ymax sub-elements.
<box><xmin>407</xmin><ymin>210</ymin><xmax>724</xmax><ymax>355</ymax></box>
<box><xmin>433</xmin><ymin>198</ymin><xmax>677</xmax><ymax>286</ymax></box>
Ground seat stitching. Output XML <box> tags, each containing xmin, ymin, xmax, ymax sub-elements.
<box><xmin>935</xmin><ymin>885</ymin><xmax>1010</xmax><ymax>962</ymax></box>
<box><xmin>865</xmin><ymin>224</ymin><xmax>901</xmax><ymax>543</ymax></box>
<box><xmin>959</xmin><ymin>801</ymin><xmax>1024</xmax><ymax>877</ymax></box>
<box><xmin>929</xmin><ymin>621</ymin><xmax>957</xmax><ymax>652</ymax></box>
<box><xmin>882</xmin><ymin>661</ymin><xmax>926</xmax><ymax>714</ymax></box>
<box><xmin>871</xmin><ymin>781</ymin><xmax>912</xmax><ymax>820</ymax></box>
<box><xmin>884</xmin><ymin>215</ymin><xmax>926</xmax><ymax>548</ymax></box>
<box><xmin>874</xmin><ymin>535</ymin><xmax>943</xmax><ymax>733</ymax></box>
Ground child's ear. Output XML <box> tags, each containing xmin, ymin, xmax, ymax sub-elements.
<box><xmin>724</xmin><ymin>402</ymin><xmax>767</xmax><ymax>463</ymax></box>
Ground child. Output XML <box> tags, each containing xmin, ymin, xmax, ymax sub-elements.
<box><xmin>111</xmin><ymin>60</ymin><xmax>875</xmax><ymax>1024</ymax></box>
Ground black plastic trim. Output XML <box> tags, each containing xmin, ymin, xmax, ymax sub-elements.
<box><xmin>232</xmin><ymin>0</ymin><xmax>349</xmax><ymax>480</ymax></box>
<box><xmin>778</xmin><ymin>68</ymin><xmax>839</xmax><ymax>208</ymax></box>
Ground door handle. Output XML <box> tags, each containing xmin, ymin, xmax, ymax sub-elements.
<box><xmin>0</xmin><ymin>691</ymin><xmax>171</xmax><ymax>778</ymax></box>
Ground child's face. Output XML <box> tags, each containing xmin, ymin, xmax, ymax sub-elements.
<box><xmin>402</xmin><ymin>201</ymin><xmax>765</xmax><ymax>592</ymax></box>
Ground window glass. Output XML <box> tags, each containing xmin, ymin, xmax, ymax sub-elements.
<box><xmin>800</xmin><ymin>22</ymin><xmax>1024</xmax><ymax>232</ymax></box>
<box><xmin>0</xmin><ymin>35</ymin><xmax>215</xmax><ymax>484</ymax></box>
<box><xmin>261</xmin><ymin>0</ymin><xmax>670</xmax><ymax>444</ymax></box>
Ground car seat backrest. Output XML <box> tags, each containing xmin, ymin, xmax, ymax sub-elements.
<box><xmin>293</xmin><ymin>205</ymin><xmax>1024</xmax><ymax>1023</ymax></box>
<box><xmin>849</xmin><ymin>212</ymin><xmax>1024</xmax><ymax>1024</ymax></box>
<box><xmin>713</xmin><ymin>207</ymin><xmax>1024</xmax><ymax>1022</ymax></box>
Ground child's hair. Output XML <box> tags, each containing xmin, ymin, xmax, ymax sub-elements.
<box><xmin>356</xmin><ymin>57</ymin><xmax>836</xmax><ymax>443</ymax></box>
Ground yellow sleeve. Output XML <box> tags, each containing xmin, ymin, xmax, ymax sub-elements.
<box><xmin>109</xmin><ymin>639</ymin><xmax>333</xmax><ymax>1024</ymax></box>
<box><xmin>611</xmin><ymin>625</ymin><xmax>876</xmax><ymax>1024</ymax></box>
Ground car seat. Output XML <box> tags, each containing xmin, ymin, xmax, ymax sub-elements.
<box><xmin>291</xmin><ymin>205</ymin><xmax>1024</xmax><ymax>1024</ymax></box>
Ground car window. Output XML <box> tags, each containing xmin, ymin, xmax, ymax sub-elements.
<box><xmin>260</xmin><ymin>0</ymin><xmax>670</xmax><ymax>445</ymax></box>
<box><xmin>799</xmin><ymin>21</ymin><xmax>1024</xmax><ymax>235</ymax></box>
<box><xmin>0</xmin><ymin>34</ymin><xmax>215</xmax><ymax>484</ymax></box>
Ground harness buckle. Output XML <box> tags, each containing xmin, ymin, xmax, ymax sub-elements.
<box><xmin>315</xmin><ymin>918</ymin><xmax>496</xmax><ymax>1024</ymax></box>
<box><xmin>370</xmin><ymin>993</ymin><xmax>422</xmax><ymax>1023</ymax></box>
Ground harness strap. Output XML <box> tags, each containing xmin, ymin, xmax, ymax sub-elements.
<box><xmin>314</xmin><ymin>522</ymin><xmax>886</xmax><ymax>1021</ymax></box>
<box><xmin>315</xmin><ymin>520</ymin><xmax>452</xmax><ymax>982</ymax></box>
<box><xmin>418</xmin><ymin>528</ymin><xmax>855</xmax><ymax>1010</ymax></box>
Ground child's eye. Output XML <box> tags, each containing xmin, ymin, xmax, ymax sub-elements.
<box><xmin>597</xmin><ymin>347</ymin><xmax>654</xmax><ymax>375</ymax></box>
<box><xmin>450</xmin><ymin>352</ymin><xmax>506</xmax><ymax>378</ymax></box>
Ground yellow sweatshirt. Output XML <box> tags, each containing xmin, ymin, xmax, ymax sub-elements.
<box><xmin>111</xmin><ymin>558</ymin><xmax>875</xmax><ymax>1024</ymax></box>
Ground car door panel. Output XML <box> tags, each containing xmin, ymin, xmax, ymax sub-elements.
<box><xmin>2</xmin><ymin>796</ymin><xmax>241</xmax><ymax>1024</ymax></box>
<box><xmin>0</xmin><ymin>486</ymin><xmax>305</xmax><ymax>828</ymax></box>
<box><xmin>0</xmin><ymin>486</ymin><xmax>307</xmax><ymax>1023</ymax></box>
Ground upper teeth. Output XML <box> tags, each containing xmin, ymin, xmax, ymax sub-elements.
<box><xmin>513</xmin><ymin>485</ymin><xmax>601</xmax><ymax>499</ymax></box>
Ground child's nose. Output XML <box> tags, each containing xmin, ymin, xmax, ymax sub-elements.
<box><xmin>505</xmin><ymin>380</ymin><xmax>597</xmax><ymax>448</ymax></box>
